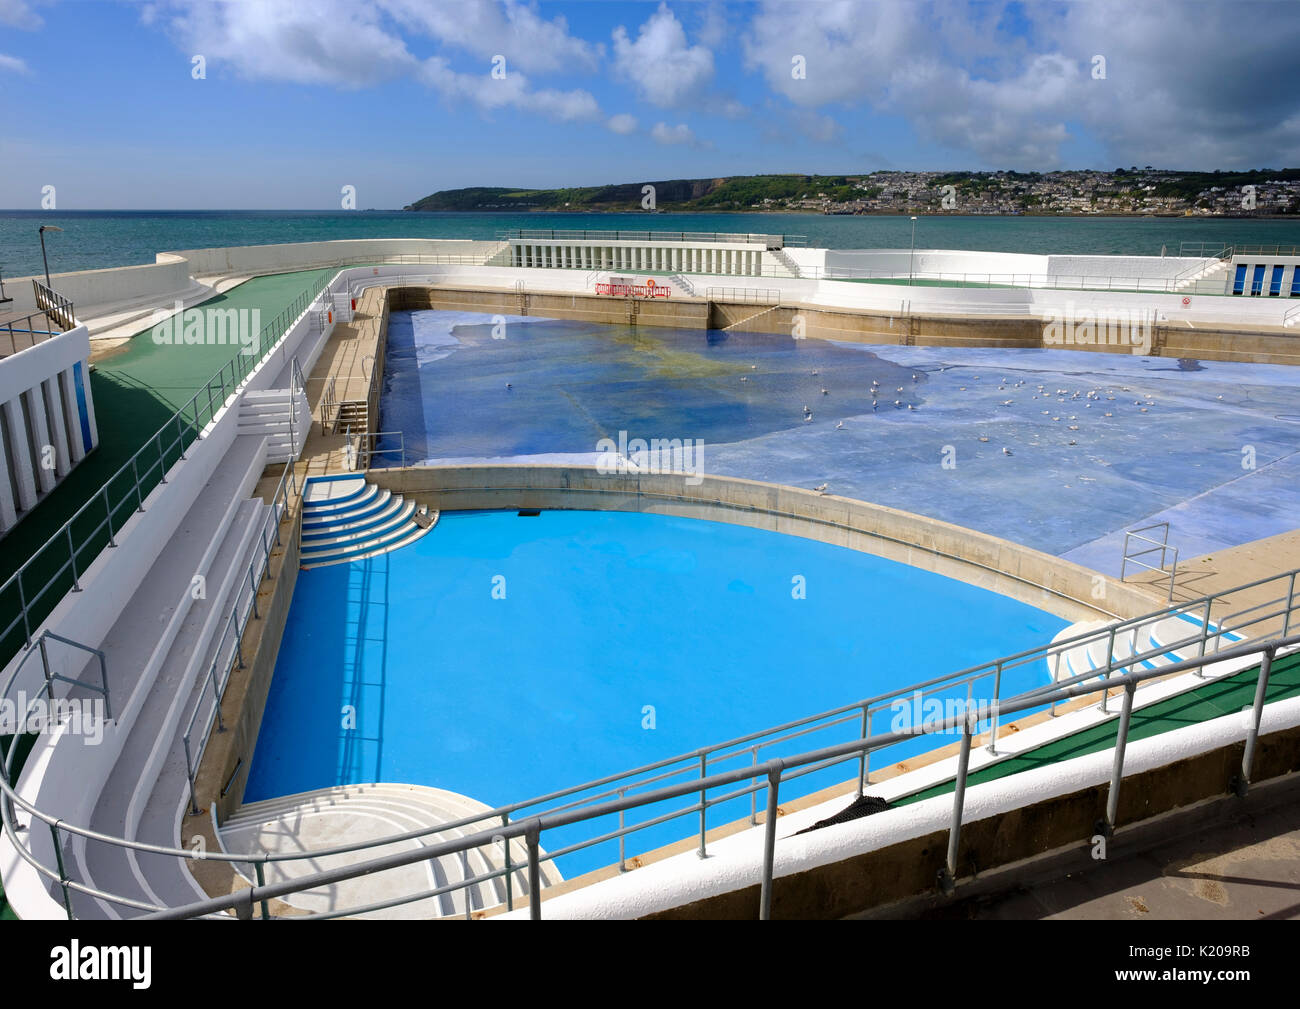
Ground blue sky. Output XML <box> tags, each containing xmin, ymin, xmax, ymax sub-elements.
<box><xmin>1</xmin><ymin>0</ymin><xmax>1298</xmax><ymax>209</ymax></box>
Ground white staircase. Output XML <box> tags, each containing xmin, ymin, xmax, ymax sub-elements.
<box><xmin>219</xmin><ymin>783</ymin><xmax>563</xmax><ymax>918</ymax></box>
<box><xmin>668</xmin><ymin>273</ymin><xmax>697</xmax><ymax>297</ymax></box>
<box><xmin>300</xmin><ymin>474</ymin><xmax>436</xmax><ymax>568</ymax></box>
<box><xmin>238</xmin><ymin>389</ymin><xmax>310</xmax><ymax>464</ymax></box>
<box><xmin>69</xmin><ymin>434</ymin><xmax>275</xmax><ymax>917</ymax></box>
<box><xmin>1047</xmin><ymin>612</ymin><xmax>1247</xmax><ymax>685</ymax></box>
<box><xmin>1173</xmin><ymin>258</ymin><xmax>1231</xmax><ymax>295</ymax></box>
<box><xmin>765</xmin><ymin>248</ymin><xmax>802</xmax><ymax>279</ymax></box>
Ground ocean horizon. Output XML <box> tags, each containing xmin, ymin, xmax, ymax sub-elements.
<box><xmin>2</xmin><ymin>208</ymin><xmax>1298</xmax><ymax>280</ymax></box>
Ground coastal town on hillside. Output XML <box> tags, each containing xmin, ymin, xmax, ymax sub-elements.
<box><xmin>406</xmin><ymin>168</ymin><xmax>1300</xmax><ymax>217</ymax></box>
<box><xmin>785</xmin><ymin>169</ymin><xmax>1300</xmax><ymax>216</ymax></box>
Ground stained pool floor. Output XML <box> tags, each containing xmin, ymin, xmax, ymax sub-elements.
<box><xmin>247</xmin><ymin>509</ymin><xmax>1066</xmax><ymax>875</ymax></box>
<box><xmin>377</xmin><ymin>310</ymin><xmax>1300</xmax><ymax>575</ymax></box>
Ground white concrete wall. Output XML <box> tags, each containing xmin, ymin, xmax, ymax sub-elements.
<box><xmin>5</xmin><ymin>258</ymin><xmax>195</xmax><ymax>317</ymax></box>
<box><xmin>0</xmin><ymin>325</ymin><xmax>98</xmax><ymax>532</ymax></box>
<box><xmin>165</xmin><ymin>238</ymin><xmax>500</xmax><ymax>276</ymax></box>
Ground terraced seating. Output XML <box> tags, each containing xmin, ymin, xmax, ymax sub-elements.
<box><xmin>218</xmin><ymin>783</ymin><xmax>563</xmax><ymax>918</ymax></box>
<box><xmin>300</xmin><ymin>475</ymin><xmax>436</xmax><ymax>568</ymax></box>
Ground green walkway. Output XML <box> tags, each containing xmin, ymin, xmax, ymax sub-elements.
<box><xmin>901</xmin><ymin>650</ymin><xmax>1300</xmax><ymax>804</ymax></box>
<box><xmin>0</xmin><ymin>268</ymin><xmax>336</xmax><ymax>666</ymax></box>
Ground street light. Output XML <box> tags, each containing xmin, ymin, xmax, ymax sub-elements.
<box><xmin>908</xmin><ymin>216</ymin><xmax>919</xmax><ymax>285</ymax></box>
<box><xmin>39</xmin><ymin>225</ymin><xmax>63</xmax><ymax>289</ymax></box>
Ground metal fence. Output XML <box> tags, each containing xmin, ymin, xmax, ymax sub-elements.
<box><xmin>497</xmin><ymin>229</ymin><xmax>807</xmax><ymax>248</ymax></box>
<box><xmin>180</xmin><ymin>457</ymin><xmax>297</xmax><ymax>815</ymax></box>
<box><xmin>3</xmin><ymin>550</ymin><xmax>1296</xmax><ymax>920</ymax></box>
<box><xmin>0</xmin><ymin>271</ymin><xmax>339</xmax><ymax>671</ymax></box>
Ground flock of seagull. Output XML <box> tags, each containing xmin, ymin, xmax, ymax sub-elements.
<box><xmin>764</xmin><ymin>366</ymin><xmax>1164</xmax><ymax>497</ymax></box>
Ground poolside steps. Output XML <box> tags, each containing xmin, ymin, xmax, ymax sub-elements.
<box><xmin>1048</xmin><ymin>612</ymin><xmax>1247</xmax><ymax>684</ymax></box>
<box><xmin>299</xmin><ymin>475</ymin><xmax>436</xmax><ymax>568</ymax></box>
<box><xmin>238</xmin><ymin>389</ymin><xmax>310</xmax><ymax>464</ymax></box>
<box><xmin>1173</xmin><ymin>258</ymin><xmax>1231</xmax><ymax>295</ymax></box>
<box><xmin>70</xmin><ymin>433</ymin><xmax>274</xmax><ymax>918</ymax></box>
<box><xmin>219</xmin><ymin>783</ymin><xmax>563</xmax><ymax>919</ymax></box>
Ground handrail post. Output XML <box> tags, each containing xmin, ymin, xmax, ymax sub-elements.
<box><xmin>103</xmin><ymin>485</ymin><xmax>116</xmax><ymax>547</ymax></box>
<box><xmin>617</xmin><ymin>788</ymin><xmax>627</xmax><ymax>871</ymax></box>
<box><xmin>501</xmin><ymin>813</ymin><xmax>513</xmax><ymax>911</ymax></box>
<box><xmin>939</xmin><ymin>714</ymin><xmax>974</xmax><ymax>893</ymax></box>
<box><xmin>50</xmin><ymin>822</ymin><xmax>74</xmax><ymax>919</ymax></box>
<box><xmin>66</xmin><ymin>527</ymin><xmax>81</xmax><ymax>591</ymax></box>
<box><xmin>697</xmin><ymin>753</ymin><xmax>708</xmax><ymax>858</ymax></box>
<box><xmin>1236</xmin><ymin>646</ymin><xmax>1275</xmax><ymax>797</ymax></box>
<box><xmin>526</xmin><ymin>822</ymin><xmax>542</xmax><ymax>921</ymax></box>
<box><xmin>759</xmin><ymin>768</ymin><xmax>780</xmax><ymax>920</ymax></box>
<box><xmin>986</xmin><ymin>664</ymin><xmax>1003</xmax><ymax>754</ymax></box>
<box><xmin>857</xmin><ymin>705</ymin><xmax>871</xmax><ymax>790</ymax></box>
<box><xmin>1101</xmin><ymin>680</ymin><xmax>1136</xmax><ymax>835</ymax></box>
<box><xmin>254</xmin><ymin>862</ymin><xmax>270</xmax><ymax>920</ymax></box>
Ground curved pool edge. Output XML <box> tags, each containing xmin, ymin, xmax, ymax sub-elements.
<box><xmin>365</xmin><ymin>463</ymin><xmax>1162</xmax><ymax>624</ymax></box>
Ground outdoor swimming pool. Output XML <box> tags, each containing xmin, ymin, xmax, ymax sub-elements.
<box><xmin>247</xmin><ymin>508</ymin><xmax>1067</xmax><ymax>877</ymax></box>
<box><xmin>376</xmin><ymin>309</ymin><xmax>1300</xmax><ymax>572</ymax></box>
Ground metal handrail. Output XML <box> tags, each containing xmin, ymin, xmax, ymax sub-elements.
<box><xmin>1120</xmin><ymin>522</ymin><xmax>1179</xmax><ymax>602</ymax></box>
<box><xmin>2</xmin><ymin>556</ymin><xmax>1296</xmax><ymax>919</ymax></box>
<box><xmin>705</xmin><ymin>287</ymin><xmax>780</xmax><ymax>305</ymax></box>
<box><xmin>0</xmin><ymin>271</ymin><xmax>339</xmax><ymax>668</ymax></box>
<box><xmin>497</xmin><ymin>229</ymin><xmax>807</xmax><ymax>248</ymax></box>
<box><xmin>31</xmin><ymin>281</ymin><xmax>77</xmax><ymax>331</ymax></box>
<box><xmin>346</xmin><ymin>429</ymin><xmax>405</xmax><ymax>470</ymax></box>
<box><xmin>179</xmin><ymin>457</ymin><xmax>297</xmax><ymax>813</ymax></box>
<box><xmin>137</xmin><ymin>629</ymin><xmax>1300</xmax><ymax>920</ymax></box>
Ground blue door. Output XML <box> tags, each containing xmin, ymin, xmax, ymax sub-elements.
<box><xmin>1250</xmin><ymin>264</ymin><xmax>1266</xmax><ymax>295</ymax></box>
<box><xmin>1270</xmin><ymin>265</ymin><xmax>1284</xmax><ymax>295</ymax></box>
<box><xmin>1233</xmin><ymin>264</ymin><xmax>1247</xmax><ymax>294</ymax></box>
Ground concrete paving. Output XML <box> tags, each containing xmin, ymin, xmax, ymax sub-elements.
<box><xmin>901</xmin><ymin>779</ymin><xmax>1300</xmax><ymax>920</ymax></box>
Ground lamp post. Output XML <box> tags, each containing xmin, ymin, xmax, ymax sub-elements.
<box><xmin>908</xmin><ymin>216</ymin><xmax>918</xmax><ymax>285</ymax></box>
<box><xmin>39</xmin><ymin>225</ymin><xmax>63</xmax><ymax>289</ymax></box>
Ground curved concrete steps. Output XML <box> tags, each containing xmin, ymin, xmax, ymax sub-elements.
<box><xmin>219</xmin><ymin>783</ymin><xmax>563</xmax><ymax>918</ymax></box>
<box><xmin>300</xmin><ymin>475</ymin><xmax>436</xmax><ymax>569</ymax></box>
<box><xmin>1048</xmin><ymin>613</ymin><xmax>1247</xmax><ymax>684</ymax></box>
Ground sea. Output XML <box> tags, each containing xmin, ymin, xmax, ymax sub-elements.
<box><xmin>2</xmin><ymin>209</ymin><xmax>1298</xmax><ymax>281</ymax></box>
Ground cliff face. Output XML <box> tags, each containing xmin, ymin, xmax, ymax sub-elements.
<box><xmin>404</xmin><ymin>177</ymin><xmax>730</xmax><ymax>212</ymax></box>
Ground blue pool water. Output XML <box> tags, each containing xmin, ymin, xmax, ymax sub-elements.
<box><xmin>247</xmin><ymin>509</ymin><xmax>1067</xmax><ymax>877</ymax></box>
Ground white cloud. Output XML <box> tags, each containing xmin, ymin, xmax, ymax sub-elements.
<box><xmin>743</xmin><ymin>0</ymin><xmax>1300</xmax><ymax>168</ymax></box>
<box><xmin>384</xmin><ymin>0</ymin><xmax>602</xmax><ymax>74</ymax></box>
<box><xmin>607</xmin><ymin>113</ymin><xmax>638</xmax><ymax>135</ymax></box>
<box><xmin>650</xmin><ymin>121</ymin><xmax>695</xmax><ymax>145</ymax></box>
<box><xmin>0</xmin><ymin>0</ymin><xmax>41</xmax><ymax>30</ymax></box>
<box><xmin>151</xmin><ymin>0</ymin><xmax>605</xmax><ymax>123</ymax></box>
<box><xmin>0</xmin><ymin>53</ymin><xmax>29</xmax><ymax>74</ymax></box>
<box><xmin>158</xmin><ymin>0</ymin><xmax>416</xmax><ymax>88</ymax></box>
<box><xmin>419</xmin><ymin>56</ymin><xmax>600</xmax><ymax>122</ymax></box>
<box><xmin>612</xmin><ymin>2</ymin><xmax>714</xmax><ymax>107</ymax></box>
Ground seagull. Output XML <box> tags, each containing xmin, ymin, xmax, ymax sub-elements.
<box><xmin>506</xmin><ymin>383</ymin><xmax>512</xmax><ymax>390</ymax></box>
<box><xmin>821</xmin><ymin>388</ymin><xmax>829</xmax><ymax>395</ymax></box>
<box><xmin>978</xmin><ymin>436</ymin><xmax>990</xmax><ymax>443</ymax></box>
<box><xmin>835</xmin><ymin>420</ymin><xmax>844</xmax><ymax>430</ymax></box>
<box><xmin>1002</xmin><ymin>447</ymin><xmax>1013</xmax><ymax>455</ymax></box>
<box><xmin>894</xmin><ymin>399</ymin><xmax>902</xmax><ymax>407</ymax></box>
<box><xmin>804</xmin><ymin>413</ymin><xmax>813</xmax><ymax>422</ymax></box>
<box><xmin>740</xmin><ymin>376</ymin><xmax>748</xmax><ymax>382</ymax></box>
<box><xmin>1001</xmin><ymin>400</ymin><xmax>1013</xmax><ymax>406</ymax></box>
<box><xmin>912</xmin><ymin>373</ymin><xmax>919</xmax><ymax>382</ymax></box>
<box><xmin>896</xmin><ymin>387</ymin><xmax>904</xmax><ymax>393</ymax></box>
<box><xmin>814</xmin><ymin>483</ymin><xmax>828</xmax><ymax>494</ymax></box>
<box><xmin>1068</xmin><ymin>425</ymin><xmax>1079</xmax><ymax>431</ymax></box>
<box><xmin>1068</xmin><ymin>439</ymin><xmax>1077</xmax><ymax>446</ymax></box>
<box><xmin>872</xmin><ymin>401</ymin><xmax>878</xmax><ymax>412</ymax></box>
<box><xmin>811</xmin><ymin>370</ymin><xmax>819</xmax><ymax>376</ymax></box>
<box><xmin>907</xmin><ymin>403</ymin><xmax>915</xmax><ymax>411</ymax></box>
